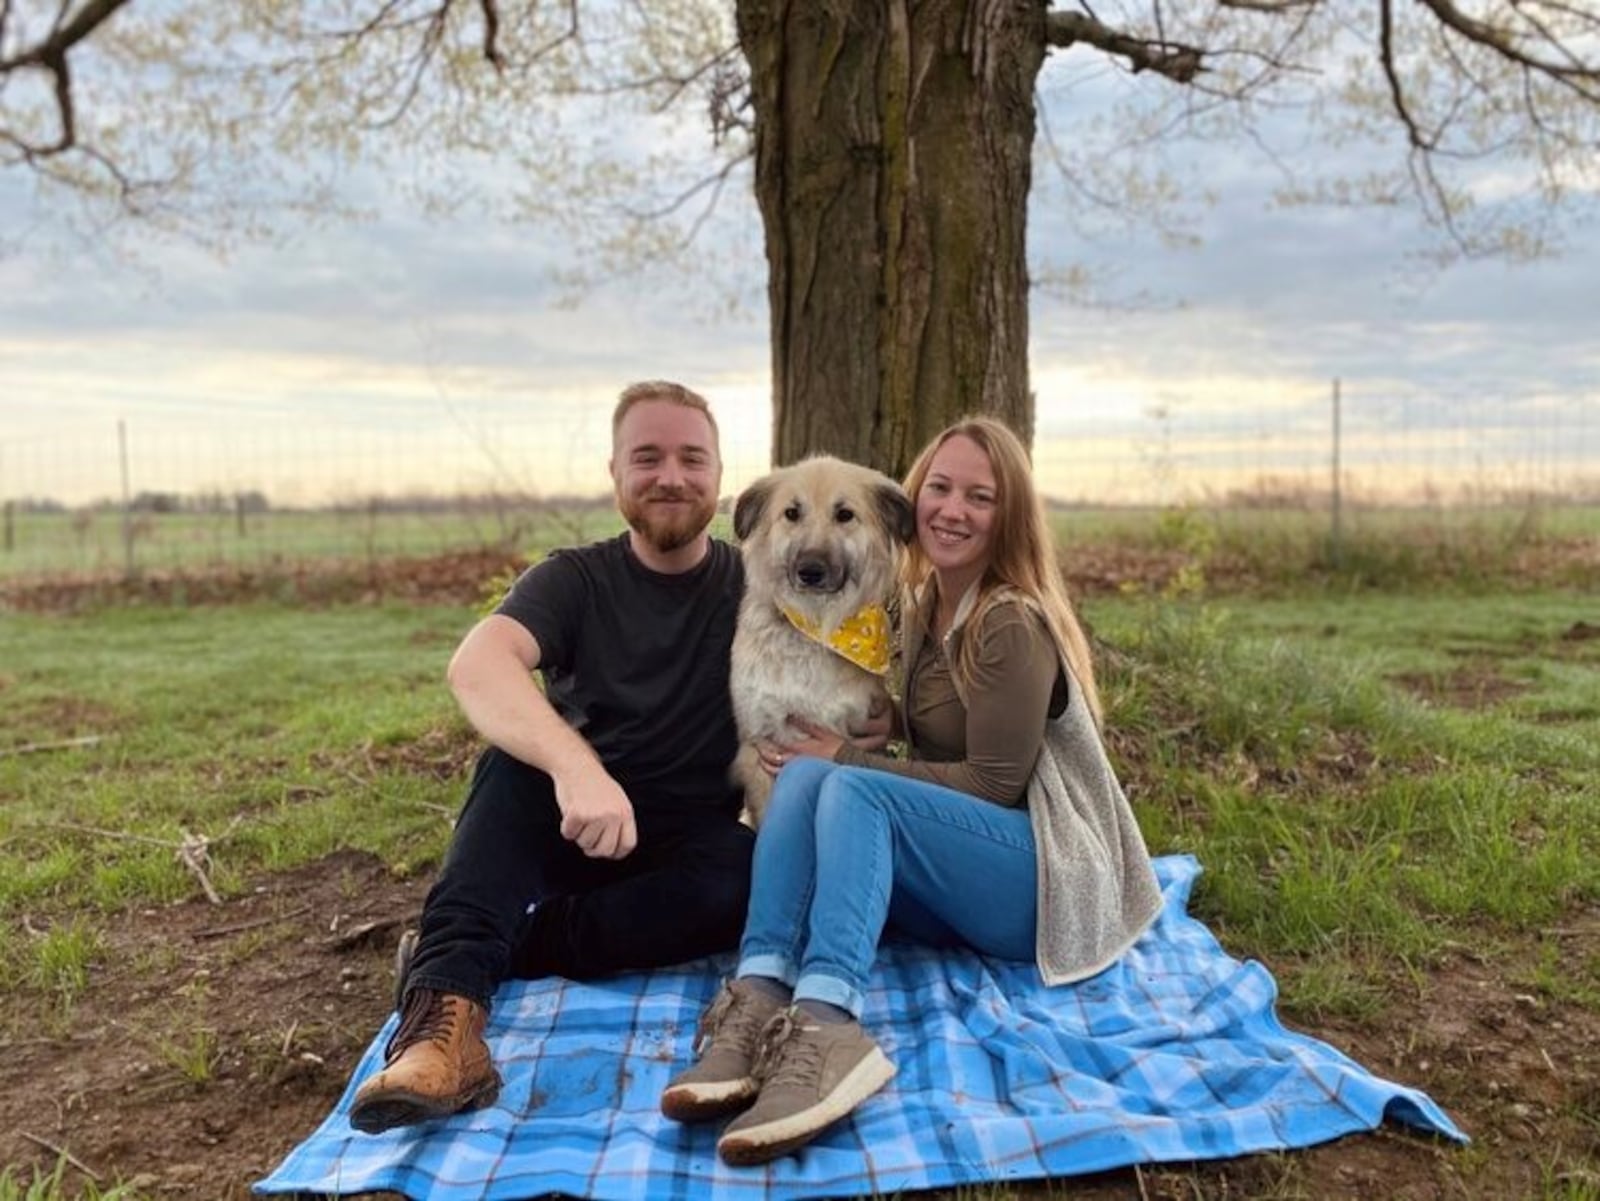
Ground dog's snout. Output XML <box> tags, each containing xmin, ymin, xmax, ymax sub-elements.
<box><xmin>791</xmin><ymin>552</ymin><xmax>842</xmax><ymax>592</ymax></box>
<box><xmin>796</xmin><ymin>557</ymin><xmax>828</xmax><ymax>587</ymax></box>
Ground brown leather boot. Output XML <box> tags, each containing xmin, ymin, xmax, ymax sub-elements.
<box><xmin>349</xmin><ymin>987</ymin><xmax>501</xmax><ymax>1134</ymax></box>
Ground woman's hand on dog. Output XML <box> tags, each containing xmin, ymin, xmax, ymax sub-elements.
<box><xmin>848</xmin><ymin>698</ymin><xmax>894</xmax><ymax>752</ymax></box>
<box><xmin>756</xmin><ymin>728</ymin><xmax>837</xmax><ymax>774</ymax></box>
<box><xmin>554</xmin><ymin>765</ymin><xmax>638</xmax><ymax>859</ymax></box>
<box><xmin>755</xmin><ymin>738</ymin><xmax>794</xmax><ymax>777</ymax></box>
<box><xmin>774</xmin><ymin>717</ymin><xmax>848</xmax><ymax>766</ymax></box>
<box><xmin>759</xmin><ymin>706</ymin><xmax>893</xmax><ymax>776</ymax></box>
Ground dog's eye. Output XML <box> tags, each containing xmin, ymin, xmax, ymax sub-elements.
<box><xmin>783</xmin><ymin>504</ymin><xmax>802</xmax><ymax>522</ymax></box>
<box><xmin>834</xmin><ymin>506</ymin><xmax>855</xmax><ymax>524</ymax></box>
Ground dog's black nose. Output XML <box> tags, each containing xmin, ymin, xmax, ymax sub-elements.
<box><xmin>796</xmin><ymin>559</ymin><xmax>828</xmax><ymax>587</ymax></box>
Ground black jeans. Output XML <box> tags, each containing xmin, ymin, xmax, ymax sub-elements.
<box><xmin>405</xmin><ymin>748</ymin><xmax>754</xmax><ymax>1009</ymax></box>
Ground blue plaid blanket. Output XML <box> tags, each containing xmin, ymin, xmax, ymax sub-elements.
<box><xmin>257</xmin><ymin>856</ymin><xmax>1462</xmax><ymax>1199</ymax></box>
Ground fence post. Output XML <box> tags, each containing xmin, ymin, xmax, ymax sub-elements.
<box><xmin>1330</xmin><ymin>378</ymin><xmax>1343</xmax><ymax>570</ymax></box>
<box><xmin>119</xmin><ymin>419</ymin><xmax>135</xmax><ymax>579</ymax></box>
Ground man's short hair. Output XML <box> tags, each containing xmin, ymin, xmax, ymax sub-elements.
<box><xmin>611</xmin><ymin>380</ymin><xmax>720</xmax><ymax>451</ymax></box>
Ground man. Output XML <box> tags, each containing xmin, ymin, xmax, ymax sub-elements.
<box><xmin>349</xmin><ymin>380</ymin><xmax>754</xmax><ymax>1134</ymax></box>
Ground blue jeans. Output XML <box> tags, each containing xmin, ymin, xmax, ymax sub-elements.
<box><xmin>737</xmin><ymin>757</ymin><xmax>1038</xmax><ymax>1018</ymax></box>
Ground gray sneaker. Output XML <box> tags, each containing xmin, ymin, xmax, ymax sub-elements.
<box><xmin>716</xmin><ymin>1009</ymin><xmax>896</xmax><ymax>1166</ymax></box>
<box><xmin>660</xmin><ymin>979</ymin><xmax>786</xmax><ymax>1122</ymax></box>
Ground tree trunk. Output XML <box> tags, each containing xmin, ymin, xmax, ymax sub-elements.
<box><xmin>738</xmin><ymin>0</ymin><xmax>1045</xmax><ymax>479</ymax></box>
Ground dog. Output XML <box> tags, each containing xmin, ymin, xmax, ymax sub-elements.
<box><xmin>729</xmin><ymin>456</ymin><xmax>915</xmax><ymax>826</ymax></box>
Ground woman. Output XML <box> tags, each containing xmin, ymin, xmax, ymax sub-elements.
<box><xmin>661</xmin><ymin>417</ymin><xmax>1162</xmax><ymax>1166</ymax></box>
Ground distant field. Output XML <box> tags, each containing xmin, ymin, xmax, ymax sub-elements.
<box><xmin>0</xmin><ymin>505</ymin><xmax>625</xmax><ymax>578</ymax></box>
<box><xmin>1053</xmin><ymin>500</ymin><xmax>1600</xmax><ymax>544</ymax></box>
<box><xmin>3</xmin><ymin>499</ymin><xmax>1597</xmax><ymax>582</ymax></box>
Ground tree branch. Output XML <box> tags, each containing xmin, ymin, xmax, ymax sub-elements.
<box><xmin>1044</xmin><ymin>9</ymin><xmax>1205</xmax><ymax>84</ymax></box>
<box><xmin>620</xmin><ymin>147</ymin><xmax>751</xmax><ymax>231</ymax></box>
<box><xmin>0</xmin><ymin>0</ymin><xmax>134</xmax><ymax>160</ymax></box>
<box><xmin>0</xmin><ymin>0</ymin><xmax>130</xmax><ymax>71</ymax></box>
<box><xmin>1414</xmin><ymin>0</ymin><xmax>1598</xmax><ymax>84</ymax></box>
<box><xmin>1215</xmin><ymin>0</ymin><xmax>1317</xmax><ymax>9</ymax></box>
<box><xmin>1379</xmin><ymin>0</ymin><xmax>1433</xmax><ymax>150</ymax></box>
<box><xmin>478</xmin><ymin>0</ymin><xmax>503</xmax><ymax>70</ymax></box>
<box><xmin>365</xmin><ymin>5</ymin><xmax>450</xmax><ymax>129</ymax></box>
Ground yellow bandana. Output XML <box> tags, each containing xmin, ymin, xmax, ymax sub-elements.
<box><xmin>781</xmin><ymin>604</ymin><xmax>892</xmax><ymax>676</ymax></box>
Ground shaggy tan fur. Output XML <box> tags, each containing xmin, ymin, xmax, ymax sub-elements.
<box><xmin>729</xmin><ymin>457</ymin><xmax>914</xmax><ymax>826</ymax></box>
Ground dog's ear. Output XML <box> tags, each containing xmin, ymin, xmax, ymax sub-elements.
<box><xmin>733</xmin><ymin>477</ymin><xmax>775</xmax><ymax>542</ymax></box>
<box><xmin>873</xmin><ymin>482</ymin><xmax>916</xmax><ymax>545</ymax></box>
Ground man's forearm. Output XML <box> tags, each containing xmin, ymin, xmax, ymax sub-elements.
<box><xmin>451</xmin><ymin>659</ymin><xmax>603</xmax><ymax>786</ymax></box>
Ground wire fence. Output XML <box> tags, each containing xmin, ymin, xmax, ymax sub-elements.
<box><xmin>3</xmin><ymin>384</ymin><xmax>1597</xmax><ymax>580</ymax></box>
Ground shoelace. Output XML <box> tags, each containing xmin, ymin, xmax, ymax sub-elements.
<box><xmin>387</xmin><ymin>989</ymin><xmax>459</xmax><ymax>1058</ymax></box>
<box><xmin>693</xmin><ymin>982</ymin><xmax>772</xmax><ymax>1057</ymax></box>
<box><xmin>750</xmin><ymin>1010</ymin><xmax>824</xmax><ymax>1086</ymax></box>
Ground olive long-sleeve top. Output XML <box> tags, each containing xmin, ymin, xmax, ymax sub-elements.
<box><xmin>832</xmin><ymin>591</ymin><xmax>1065</xmax><ymax>805</ymax></box>
<box><xmin>838</xmin><ymin>581</ymin><xmax>1163</xmax><ymax>985</ymax></box>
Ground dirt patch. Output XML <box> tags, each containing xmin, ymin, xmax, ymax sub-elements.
<box><xmin>1531</xmin><ymin>707</ymin><xmax>1600</xmax><ymax>724</ymax></box>
<box><xmin>0</xmin><ymin>849</ymin><xmax>421</xmax><ymax>1201</ymax></box>
<box><xmin>1319</xmin><ymin>953</ymin><xmax>1600</xmax><ymax>1169</ymax></box>
<box><xmin>3</xmin><ymin>696</ymin><xmax>127</xmax><ymax>753</ymax></box>
<box><xmin>1</xmin><ymin>847</ymin><xmax>1594</xmax><ymax>1199</ymax></box>
<box><xmin>312</xmin><ymin>722</ymin><xmax>483</xmax><ymax>787</ymax></box>
<box><xmin>5</xmin><ymin>539</ymin><xmax>1596</xmax><ymax>616</ymax></box>
<box><xmin>0</xmin><ymin>545</ymin><xmax>1227</xmax><ymax>612</ymax></box>
<box><xmin>1389</xmin><ymin>662</ymin><xmax>1531</xmax><ymax>710</ymax></box>
<box><xmin>1555</xmin><ymin>622</ymin><xmax>1600</xmax><ymax>670</ymax></box>
<box><xmin>0</xmin><ymin>549</ymin><xmax>525</xmax><ymax>613</ymax></box>
<box><xmin>0</xmin><ymin>544</ymin><xmax>1299</xmax><ymax>615</ymax></box>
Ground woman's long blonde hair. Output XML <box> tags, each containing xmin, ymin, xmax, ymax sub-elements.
<box><xmin>901</xmin><ymin>417</ymin><xmax>1102</xmax><ymax>723</ymax></box>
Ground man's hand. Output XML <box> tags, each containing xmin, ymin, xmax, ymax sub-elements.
<box><xmin>554</xmin><ymin>765</ymin><xmax>638</xmax><ymax>859</ymax></box>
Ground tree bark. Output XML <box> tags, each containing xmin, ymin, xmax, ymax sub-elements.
<box><xmin>738</xmin><ymin>0</ymin><xmax>1046</xmax><ymax>479</ymax></box>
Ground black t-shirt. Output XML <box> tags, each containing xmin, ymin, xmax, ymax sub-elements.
<box><xmin>495</xmin><ymin>533</ymin><xmax>745</xmax><ymax>813</ymax></box>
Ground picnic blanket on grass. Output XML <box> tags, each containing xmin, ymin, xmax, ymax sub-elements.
<box><xmin>257</xmin><ymin>855</ymin><xmax>1463</xmax><ymax>1200</ymax></box>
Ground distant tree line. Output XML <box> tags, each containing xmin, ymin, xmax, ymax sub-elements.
<box><xmin>6</xmin><ymin>490</ymin><xmax>616</xmax><ymax>514</ymax></box>
<box><xmin>118</xmin><ymin>490</ymin><xmax>273</xmax><ymax>514</ymax></box>
<box><xmin>324</xmin><ymin>492</ymin><xmax>613</xmax><ymax>515</ymax></box>
<box><xmin>8</xmin><ymin>491</ymin><xmax>276</xmax><ymax>513</ymax></box>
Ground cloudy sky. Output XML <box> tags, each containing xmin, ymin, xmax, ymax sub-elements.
<box><xmin>2</xmin><ymin>15</ymin><xmax>1597</xmax><ymax>508</ymax></box>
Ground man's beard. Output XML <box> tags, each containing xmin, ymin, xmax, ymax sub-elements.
<box><xmin>618</xmin><ymin>488</ymin><xmax>716</xmax><ymax>554</ymax></box>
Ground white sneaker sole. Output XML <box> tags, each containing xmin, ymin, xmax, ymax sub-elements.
<box><xmin>659</xmin><ymin>1075</ymin><xmax>760</xmax><ymax>1122</ymax></box>
<box><xmin>716</xmin><ymin>1048</ymin><xmax>896</xmax><ymax>1165</ymax></box>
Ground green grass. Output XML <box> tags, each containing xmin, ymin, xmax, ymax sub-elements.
<box><xmin>154</xmin><ymin>1025</ymin><xmax>222</xmax><ymax>1087</ymax></box>
<box><xmin>3</xmin><ymin>587</ymin><xmax>1595</xmax><ymax>1026</ymax></box>
<box><xmin>1527</xmin><ymin>939</ymin><xmax>1600</xmax><ymax>1010</ymax></box>
<box><xmin>1537</xmin><ymin>1168</ymin><xmax>1600</xmax><ymax>1201</ymax></box>
<box><xmin>0</xmin><ymin>1158</ymin><xmax>145</xmax><ymax>1201</ymax></box>
<box><xmin>26</xmin><ymin>920</ymin><xmax>103</xmax><ymax>1005</ymax></box>
<box><xmin>1056</xmin><ymin>501</ymin><xmax>1600</xmax><ymax>592</ymax></box>
<box><xmin>1054</xmin><ymin>499</ymin><xmax>1600</xmax><ymax>548</ymax></box>
<box><xmin>2</xmin><ymin>582</ymin><xmax>1597</xmax><ymax>1192</ymax></box>
<box><xmin>1087</xmin><ymin>589</ymin><xmax>1600</xmax><ymax>1019</ymax></box>
<box><xmin>0</xmin><ymin>603</ymin><xmax>469</xmax><ymax>920</ymax></box>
